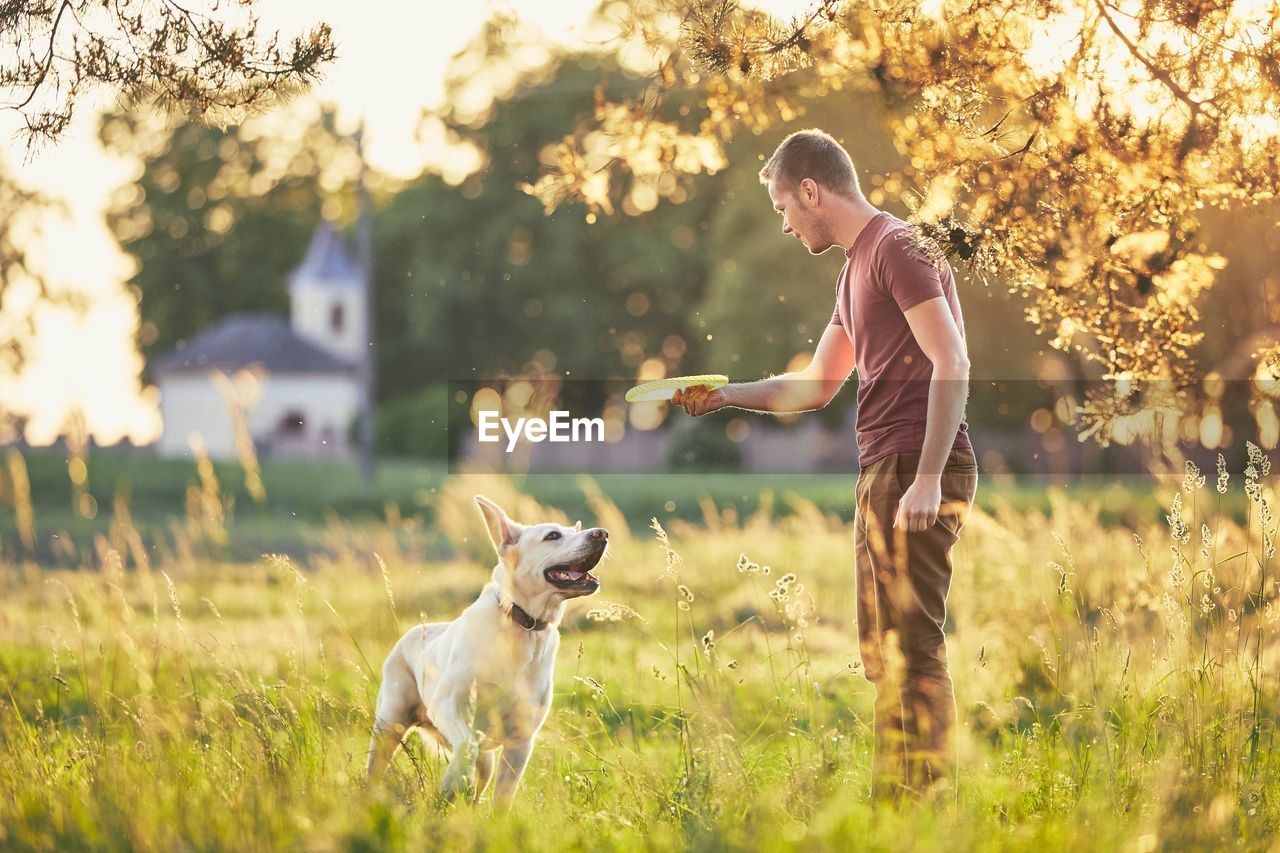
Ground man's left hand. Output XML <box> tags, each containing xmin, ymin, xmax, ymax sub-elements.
<box><xmin>894</xmin><ymin>477</ymin><xmax>942</xmax><ymax>532</ymax></box>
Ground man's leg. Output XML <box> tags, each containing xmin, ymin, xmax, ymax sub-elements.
<box><xmin>855</xmin><ymin>453</ymin><xmax>910</xmax><ymax>801</ymax></box>
<box><xmin>855</xmin><ymin>449</ymin><xmax>977</xmax><ymax>800</ymax></box>
<box><xmin>893</xmin><ymin>449</ymin><xmax>978</xmax><ymax>795</ymax></box>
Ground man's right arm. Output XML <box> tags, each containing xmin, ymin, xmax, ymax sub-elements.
<box><xmin>673</xmin><ymin>323</ymin><xmax>855</xmax><ymax>416</ymax></box>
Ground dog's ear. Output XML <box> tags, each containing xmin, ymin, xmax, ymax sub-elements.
<box><xmin>475</xmin><ymin>495</ymin><xmax>523</xmax><ymax>552</ymax></box>
<box><xmin>573</xmin><ymin>520</ymin><xmax>583</xmax><ymax>532</ymax></box>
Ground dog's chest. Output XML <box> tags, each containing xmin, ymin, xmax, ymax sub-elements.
<box><xmin>469</xmin><ymin>634</ymin><xmax>556</xmax><ymax>733</ymax></box>
<box><xmin>471</xmin><ymin>664</ymin><xmax>553</xmax><ymax>741</ymax></box>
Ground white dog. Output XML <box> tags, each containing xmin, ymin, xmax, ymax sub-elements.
<box><xmin>366</xmin><ymin>495</ymin><xmax>607</xmax><ymax>806</ymax></box>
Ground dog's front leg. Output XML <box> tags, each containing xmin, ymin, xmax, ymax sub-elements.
<box><xmin>492</xmin><ymin>738</ymin><xmax>535</xmax><ymax>808</ymax></box>
<box><xmin>435</xmin><ymin>686</ymin><xmax>483</xmax><ymax>803</ymax></box>
<box><xmin>475</xmin><ymin>749</ymin><xmax>496</xmax><ymax>795</ymax></box>
<box><xmin>366</xmin><ymin>657</ymin><xmax>421</xmax><ymax>783</ymax></box>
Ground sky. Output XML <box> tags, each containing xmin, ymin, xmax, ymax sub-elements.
<box><xmin>5</xmin><ymin>0</ymin><xmax>814</xmax><ymax>446</ymax></box>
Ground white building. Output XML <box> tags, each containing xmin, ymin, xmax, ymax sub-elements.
<box><xmin>152</xmin><ymin>222</ymin><xmax>367</xmax><ymax>460</ymax></box>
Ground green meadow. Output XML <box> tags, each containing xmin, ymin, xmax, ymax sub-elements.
<box><xmin>1</xmin><ymin>450</ymin><xmax>1277</xmax><ymax>850</ymax></box>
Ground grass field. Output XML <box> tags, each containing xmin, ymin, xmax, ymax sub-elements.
<box><xmin>1</xmin><ymin>449</ymin><xmax>1279</xmax><ymax>850</ymax></box>
<box><xmin>0</xmin><ymin>448</ymin><xmax>1192</xmax><ymax>562</ymax></box>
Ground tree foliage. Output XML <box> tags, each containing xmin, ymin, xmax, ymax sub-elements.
<box><xmin>375</xmin><ymin>21</ymin><xmax>719</xmax><ymax>394</ymax></box>
<box><xmin>0</xmin><ymin>172</ymin><xmax>57</xmax><ymax>380</ymax></box>
<box><xmin>1</xmin><ymin>0</ymin><xmax>335</xmax><ymax>148</ymax></box>
<box><xmin>104</xmin><ymin>32</ymin><xmax>719</xmax><ymax>414</ymax></box>
<box><xmin>525</xmin><ymin>0</ymin><xmax>1280</xmax><ymax>449</ymax></box>
<box><xmin>105</xmin><ymin>16</ymin><xmax>1057</xmax><ymax>458</ymax></box>
<box><xmin>100</xmin><ymin>106</ymin><xmax>363</xmax><ymax>361</ymax></box>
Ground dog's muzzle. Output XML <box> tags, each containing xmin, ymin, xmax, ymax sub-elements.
<box><xmin>544</xmin><ymin>528</ymin><xmax>607</xmax><ymax>592</ymax></box>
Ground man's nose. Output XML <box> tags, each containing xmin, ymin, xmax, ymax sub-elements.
<box><xmin>586</xmin><ymin>527</ymin><xmax>608</xmax><ymax>541</ymax></box>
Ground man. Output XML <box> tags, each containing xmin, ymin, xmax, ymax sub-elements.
<box><xmin>673</xmin><ymin>128</ymin><xmax>978</xmax><ymax>802</ymax></box>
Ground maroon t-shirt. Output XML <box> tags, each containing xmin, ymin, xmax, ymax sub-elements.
<box><xmin>830</xmin><ymin>212</ymin><xmax>972</xmax><ymax>467</ymax></box>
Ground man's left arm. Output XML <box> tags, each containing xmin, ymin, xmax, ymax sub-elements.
<box><xmin>895</xmin><ymin>297</ymin><xmax>970</xmax><ymax>531</ymax></box>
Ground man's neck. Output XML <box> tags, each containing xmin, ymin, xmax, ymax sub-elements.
<box><xmin>829</xmin><ymin>196</ymin><xmax>884</xmax><ymax>253</ymax></box>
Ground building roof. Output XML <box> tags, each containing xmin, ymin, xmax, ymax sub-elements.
<box><xmin>287</xmin><ymin>220</ymin><xmax>363</xmax><ymax>290</ymax></box>
<box><xmin>152</xmin><ymin>312</ymin><xmax>357</xmax><ymax>375</ymax></box>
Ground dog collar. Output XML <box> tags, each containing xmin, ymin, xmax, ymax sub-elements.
<box><xmin>493</xmin><ymin>587</ymin><xmax>551</xmax><ymax>631</ymax></box>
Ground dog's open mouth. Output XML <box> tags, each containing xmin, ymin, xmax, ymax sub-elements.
<box><xmin>544</xmin><ymin>547</ymin><xmax>604</xmax><ymax>590</ymax></box>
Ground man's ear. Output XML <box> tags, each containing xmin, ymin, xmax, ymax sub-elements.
<box><xmin>799</xmin><ymin>177</ymin><xmax>819</xmax><ymax>206</ymax></box>
<box><xmin>475</xmin><ymin>495</ymin><xmax>523</xmax><ymax>553</ymax></box>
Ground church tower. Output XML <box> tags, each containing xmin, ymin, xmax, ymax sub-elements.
<box><xmin>287</xmin><ymin>221</ymin><xmax>365</xmax><ymax>364</ymax></box>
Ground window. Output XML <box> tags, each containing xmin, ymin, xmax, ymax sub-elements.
<box><xmin>330</xmin><ymin>303</ymin><xmax>344</xmax><ymax>332</ymax></box>
<box><xmin>279</xmin><ymin>411</ymin><xmax>305</xmax><ymax>435</ymax></box>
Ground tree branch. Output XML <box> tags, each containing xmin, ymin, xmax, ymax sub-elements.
<box><xmin>10</xmin><ymin>0</ymin><xmax>73</xmax><ymax>111</ymax></box>
<box><xmin>1092</xmin><ymin>0</ymin><xmax>1213</xmax><ymax>118</ymax></box>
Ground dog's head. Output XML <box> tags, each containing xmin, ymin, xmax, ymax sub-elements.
<box><xmin>475</xmin><ymin>495</ymin><xmax>607</xmax><ymax>601</ymax></box>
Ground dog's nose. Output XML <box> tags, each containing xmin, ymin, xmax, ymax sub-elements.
<box><xmin>587</xmin><ymin>527</ymin><xmax>608</xmax><ymax>540</ymax></box>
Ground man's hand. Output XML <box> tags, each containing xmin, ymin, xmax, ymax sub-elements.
<box><xmin>894</xmin><ymin>476</ymin><xmax>942</xmax><ymax>532</ymax></box>
<box><xmin>672</xmin><ymin>384</ymin><xmax>728</xmax><ymax>416</ymax></box>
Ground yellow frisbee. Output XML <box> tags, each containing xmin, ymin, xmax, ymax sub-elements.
<box><xmin>624</xmin><ymin>374</ymin><xmax>729</xmax><ymax>403</ymax></box>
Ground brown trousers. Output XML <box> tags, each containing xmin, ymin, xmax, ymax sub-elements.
<box><xmin>854</xmin><ymin>446</ymin><xmax>978</xmax><ymax>800</ymax></box>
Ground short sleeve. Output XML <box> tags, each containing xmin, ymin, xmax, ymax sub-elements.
<box><xmin>830</xmin><ymin>276</ymin><xmax>845</xmax><ymax>327</ymax></box>
<box><xmin>878</xmin><ymin>229</ymin><xmax>945</xmax><ymax>313</ymax></box>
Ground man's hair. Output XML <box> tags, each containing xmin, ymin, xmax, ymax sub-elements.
<box><xmin>758</xmin><ymin>129</ymin><xmax>860</xmax><ymax>197</ymax></box>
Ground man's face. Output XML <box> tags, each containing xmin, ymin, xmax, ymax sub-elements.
<box><xmin>768</xmin><ymin>177</ymin><xmax>836</xmax><ymax>255</ymax></box>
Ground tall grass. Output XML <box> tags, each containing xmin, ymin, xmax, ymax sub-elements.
<box><xmin>0</xmin><ymin>448</ymin><xmax>1277</xmax><ymax>850</ymax></box>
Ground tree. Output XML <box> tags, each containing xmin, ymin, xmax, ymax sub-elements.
<box><xmin>100</xmin><ymin>106</ymin><xmax>368</xmax><ymax>361</ymax></box>
<box><xmin>524</xmin><ymin>0</ymin><xmax>1280</xmax><ymax>453</ymax></box>
<box><xmin>374</xmin><ymin>20</ymin><xmax>720</xmax><ymax>393</ymax></box>
<box><xmin>102</xmin><ymin>38</ymin><xmax>718</xmax><ymax>436</ymax></box>
<box><xmin>0</xmin><ymin>172</ymin><xmax>58</xmax><ymax>385</ymax></box>
<box><xmin>0</xmin><ymin>1</ymin><xmax>335</xmax><ymax>442</ymax></box>
<box><xmin>1</xmin><ymin>0</ymin><xmax>334</xmax><ymax>149</ymax></box>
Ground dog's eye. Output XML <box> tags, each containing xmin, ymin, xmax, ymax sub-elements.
<box><xmin>543</xmin><ymin>531</ymin><xmax>561</xmax><ymax>541</ymax></box>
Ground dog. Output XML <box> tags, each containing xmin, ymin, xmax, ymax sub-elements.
<box><xmin>365</xmin><ymin>495</ymin><xmax>607</xmax><ymax>806</ymax></box>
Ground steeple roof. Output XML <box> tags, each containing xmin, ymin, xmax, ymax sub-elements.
<box><xmin>287</xmin><ymin>220</ymin><xmax>363</xmax><ymax>290</ymax></box>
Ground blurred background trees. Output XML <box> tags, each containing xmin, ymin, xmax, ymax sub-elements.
<box><xmin>94</xmin><ymin>1</ymin><xmax>1280</xmax><ymax>466</ymax></box>
<box><xmin>0</xmin><ymin>174</ymin><xmax>56</xmax><ymax>379</ymax></box>
<box><xmin>101</xmin><ymin>106</ymin><xmax>360</xmax><ymax>361</ymax></box>
<box><xmin>0</xmin><ymin>0</ymin><xmax>337</xmax><ymax>445</ymax></box>
<box><xmin>525</xmin><ymin>0</ymin><xmax>1280</xmax><ymax>453</ymax></box>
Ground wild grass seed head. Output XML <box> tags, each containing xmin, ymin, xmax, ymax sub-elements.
<box><xmin>768</xmin><ymin>572</ymin><xmax>798</xmax><ymax>603</ymax></box>
<box><xmin>650</xmin><ymin>518</ymin><xmax>683</xmax><ymax>580</ymax></box>
<box><xmin>376</xmin><ymin>553</ymin><xmax>395</xmax><ymax>613</ymax></box>
<box><xmin>161</xmin><ymin>571</ymin><xmax>183</xmax><ymax>635</ymax></box>
<box><xmin>1168</xmin><ymin>546</ymin><xmax>1186</xmax><ymax>589</ymax></box>
<box><xmin>1183</xmin><ymin>460</ymin><xmax>1205</xmax><ymax>493</ymax></box>
<box><xmin>573</xmin><ymin>675</ymin><xmax>606</xmax><ymax>700</ymax></box>
<box><xmin>51</xmin><ymin>578</ymin><xmax>81</xmax><ymax>634</ymax></box>
<box><xmin>1248</xmin><ymin>440</ymin><xmax>1271</xmax><ymax>477</ymax></box>
<box><xmin>585</xmin><ymin>601</ymin><xmax>642</xmax><ymax>623</ymax></box>
<box><xmin>1050</xmin><ymin>560</ymin><xmax>1074</xmax><ymax>597</ymax></box>
<box><xmin>1166</xmin><ymin>492</ymin><xmax>1190</xmax><ymax>544</ymax></box>
<box><xmin>784</xmin><ymin>594</ymin><xmax>814</xmax><ymax>630</ymax></box>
